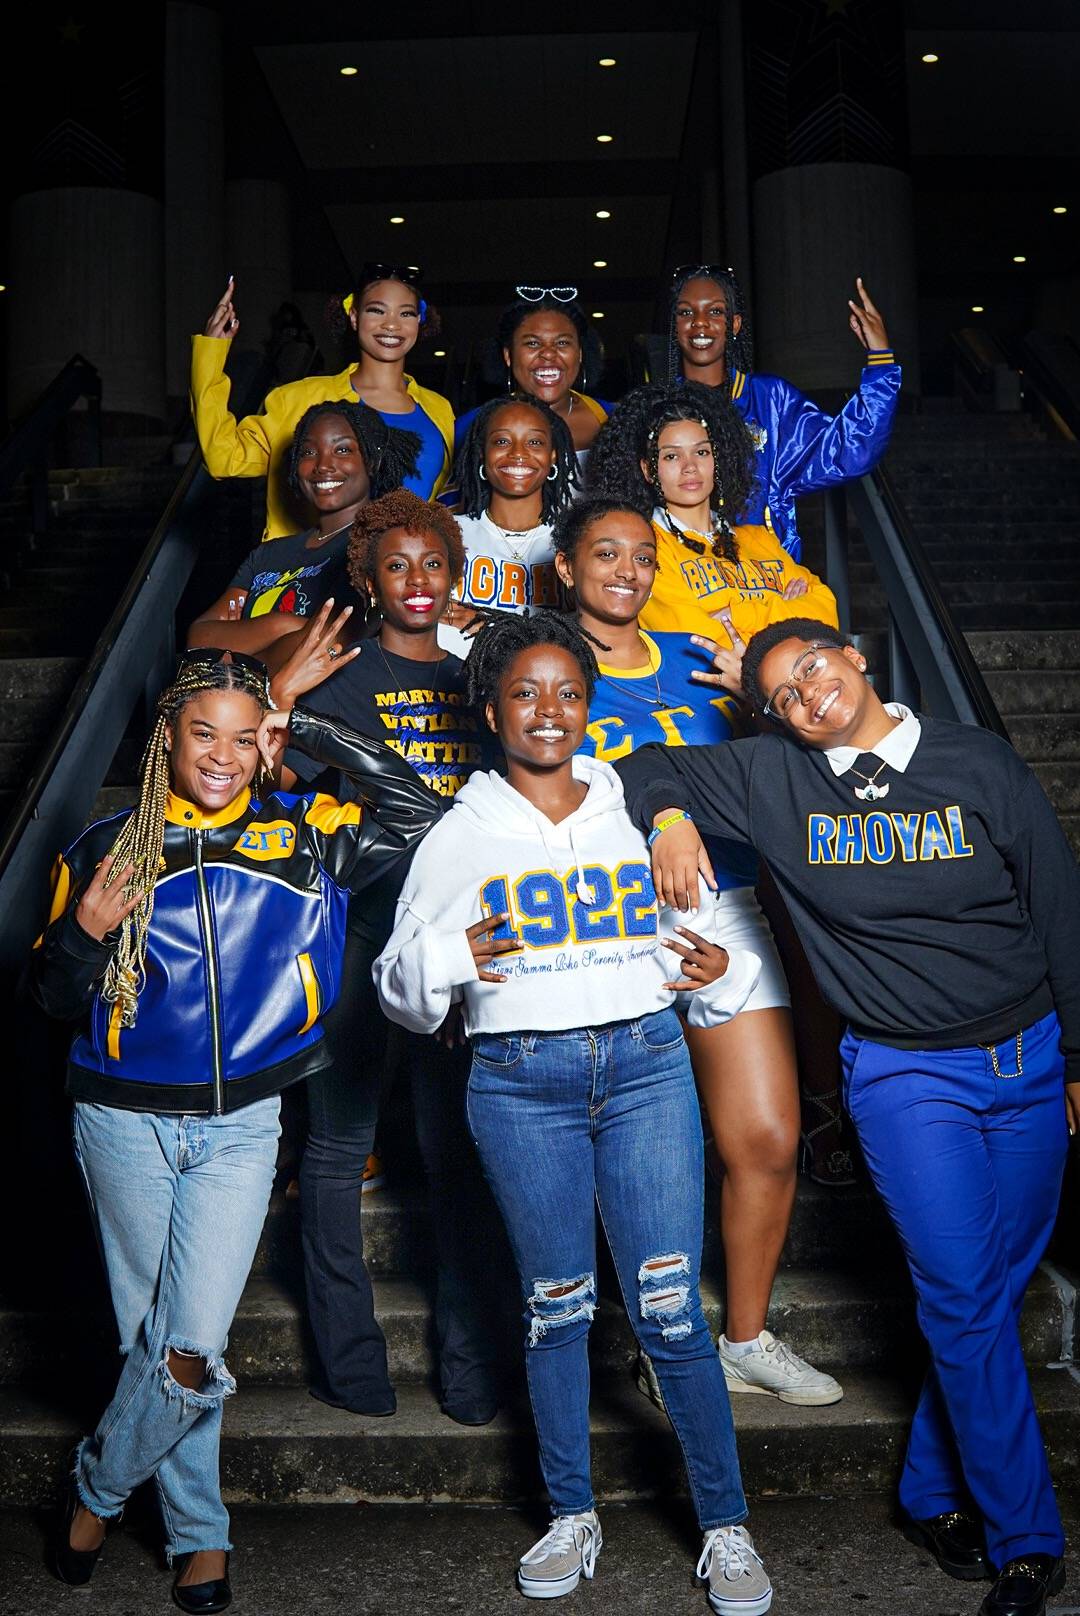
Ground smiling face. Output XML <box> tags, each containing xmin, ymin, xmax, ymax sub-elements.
<box><xmin>486</xmin><ymin>644</ymin><xmax>588</xmax><ymax>771</ymax></box>
<box><xmin>757</xmin><ymin>636</ymin><xmax>871</xmax><ymax>746</ymax></box>
<box><xmin>555</xmin><ymin>510</ymin><xmax>657</xmax><ymax>628</ymax></box>
<box><xmin>674</xmin><ymin>276</ymin><xmax>741</xmax><ymax>372</ymax></box>
<box><xmin>646</xmin><ymin>418</ymin><xmax>716</xmax><ymax>510</ymax></box>
<box><xmin>504</xmin><ymin>311</ymin><xmax>583</xmax><ymax>406</ymax></box>
<box><xmin>294</xmin><ymin>412</ymin><xmax>371</xmax><ymax>517</ymax></box>
<box><xmin>167</xmin><ymin>690</ymin><xmax>264</xmax><ymax>811</ymax></box>
<box><xmin>483</xmin><ymin>402</ymin><xmax>556</xmax><ymax>500</ymax></box>
<box><xmin>372</xmin><ymin>524</ymin><xmax>453</xmax><ymax>634</ymax></box>
<box><xmin>350</xmin><ymin>278</ymin><xmax>421</xmax><ymax>363</ymax></box>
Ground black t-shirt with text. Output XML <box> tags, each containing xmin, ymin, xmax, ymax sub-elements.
<box><xmin>231</xmin><ymin>529</ymin><xmax>351</xmax><ymax>620</ymax></box>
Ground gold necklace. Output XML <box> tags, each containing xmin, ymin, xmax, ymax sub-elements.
<box><xmin>846</xmin><ymin>759</ymin><xmax>890</xmax><ymax>801</ymax></box>
<box><xmin>309</xmin><ymin>518</ymin><xmax>354</xmax><ymax>548</ymax></box>
<box><xmin>602</xmin><ymin>636</ymin><xmax>664</xmax><ymax>708</ymax></box>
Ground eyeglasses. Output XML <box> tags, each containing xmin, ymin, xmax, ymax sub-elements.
<box><xmin>762</xmin><ymin>644</ymin><xmax>831</xmax><ymax>721</ymax></box>
<box><xmin>515</xmin><ymin>285</ymin><xmax>579</xmax><ymax>303</ymax></box>
<box><xmin>672</xmin><ymin>263</ymin><xmax>736</xmax><ymax>283</ymax></box>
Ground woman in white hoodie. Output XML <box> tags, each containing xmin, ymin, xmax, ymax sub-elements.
<box><xmin>375</xmin><ymin>612</ymin><xmax>773</xmax><ymax>1615</ymax></box>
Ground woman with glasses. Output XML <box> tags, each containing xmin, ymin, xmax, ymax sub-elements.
<box><xmin>453</xmin><ymin>288</ymin><xmax>611</xmax><ymax>468</ymax></box>
<box><xmin>192</xmin><ymin>264</ymin><xmax>455</xmax><ymax>539</ymax></box>
<box><xmin>618</xmin><ymin>615</ymin><xmax>1079</xmax><ymax>1616</ymax></box>
<box><xmin>666</xmin><ymin>265</ymin><xmax>900</xmax><ymax>561</ymax></box>
<box><xmin>31</xmin><ymin>628</ymin><xmax>441</xmax><ymax>1614</ymax></box>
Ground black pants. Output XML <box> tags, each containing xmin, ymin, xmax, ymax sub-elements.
<box><xmin>300</xmin><ymin>918</ymin><xmax>500</xmax><ymax>1410</ymax></box>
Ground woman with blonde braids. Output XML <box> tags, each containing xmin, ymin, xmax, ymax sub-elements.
<box><xmin>30</xmin><ymin>618</ymin><xmax>440</xmax><ymax>1614</ymax></box>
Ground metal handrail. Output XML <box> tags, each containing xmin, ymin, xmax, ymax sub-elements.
<box><xmin>0</xmin><ymin>358</ymin><xmax>275</xmax><ymax>975</ymax></box>
<box><xmin>823</xmin><ymin>467</ymin><xmax>1010</xmax><ymax>739</ymax></box>
<box><xmin>0</xmin><ymin>354</ymin><xmax>102</xmax><ymax>531</ymax></box>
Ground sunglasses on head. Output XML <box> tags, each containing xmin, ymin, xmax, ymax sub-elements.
<box><xmin>515</xmin><ymin>285</ymin><xmax>579</xmax><ymax>304</ymax></box>
<box><xmin>360</xmin><ymin>261</ymin><xmax>422</xmax><ymax>286</ymax></box>
<box><xmin>176</xmin><ymin>648</ymin><xmax>270</xmax><ymax>683</ymax></box>
<box><xmin>672</xmin><ymin>263</ymin><xmax>736</xmax><ymax>284</ymax></box>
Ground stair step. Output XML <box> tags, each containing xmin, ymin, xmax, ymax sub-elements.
<box><xmin>983</xmin><ymin>669</ymin><xmax>1080</xmax><ymax>714</ymax></box>
<box><xmin>1005</xmin><ymin>713</ymin><xmax>1080</xmax><ymax>761</ymax></box>
<box><xmin>1032</xmin><ymin>761</ymin><xmax>1080</xmax><ymax>812</ymax></box>
<box><xmin>965</xmin><ymin>630</ymin><xmax>1080</xmax><ymax>671</ymax></box>
<box><xmin>944</xmin><ymin>603</ymin><xmax>1080</xmax><ymax>631</ymax></box>
<box><xmin>2</xmin><ymin>1368</ymin><xmax>1076</xmax><ymax>1507</ymax></box>
<box><xmin>0</xmin><ymin>657</ymin><xmax>81</xmax><ymax>701</ymax></box>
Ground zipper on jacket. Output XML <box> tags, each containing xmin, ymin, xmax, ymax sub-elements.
<box><xmin>193</xmin><ymin>830</ymin><xmax>226</xmax><ymax>1114</ymax></box>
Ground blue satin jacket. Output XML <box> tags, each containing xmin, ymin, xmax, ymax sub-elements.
<box><xmin>31</xmin><ymin>709</ymin><xmax>441</xmax><ymax>1116</ymax></box>
<box><xmin>730</xmin><ymin>352</ymin><xmax>901</xmax><ymax>560</ymax></box>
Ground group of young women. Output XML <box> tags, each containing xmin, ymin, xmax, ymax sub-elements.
<box><xmin>30</xmin><ymin>260</ymin><xmax>1075</xmax><ymax>1616</ymax></box>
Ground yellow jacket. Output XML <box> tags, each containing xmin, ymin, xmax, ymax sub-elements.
<box><xmin>190</xmin><ymin>335</ymin><xmax>456</xmax><ymax>541</ymax></box>
<box><xmin>640</xmin><ymin>513</ymin><xmax>838</xmax><ymax>644</ymax></box>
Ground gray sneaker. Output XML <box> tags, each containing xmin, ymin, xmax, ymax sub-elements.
<box><xmin>719</xmin><ymin>1330</ymin><xmax>843</xmax><ymax>1406</ymax></box>
<box><xmin>518</xmin><ymin>1511</ymin><xmax>602</xmax><ymax>1599</ymax></box>
<box><xmin>698</xmin><ymin>1525</ymin><xmax>773</xmax><ymax>1615</ymax></box>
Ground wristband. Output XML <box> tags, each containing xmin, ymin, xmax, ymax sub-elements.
<box><xmin>647</xmin><ymin>811</ymin><xmax>692</xmax><ymax>847</ymax></box>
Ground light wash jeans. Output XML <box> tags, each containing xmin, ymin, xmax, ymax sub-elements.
<box><xmin>72</xmin><ymin>1097</ymin><xmax>280</xmax><ymax>1558</ymax></box>
<box><xmin>466</xmin><ymin>1008</ymin><xmax>747</xmax><ymax>1530</ymax></box>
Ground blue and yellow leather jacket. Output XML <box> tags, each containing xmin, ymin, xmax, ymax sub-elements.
<box><xmin>31</xmin><ymin>707</ymin><xmax>441</xmax><ymax>1116</ymax></box>
<box><xmin>730</xmin><ymin>351</ymin><xmax>900</xmax><ymax>560</ymax></box>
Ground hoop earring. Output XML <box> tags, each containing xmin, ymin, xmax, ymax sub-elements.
<box><xmin>546</xmin><ymin>464</ymin><xmax>558</xmax><ymax>481</ymax></box>
<box><xmin>479</xmin><ymin>464</ymin><xmax>487</xmax><ymax>482</ymax></box>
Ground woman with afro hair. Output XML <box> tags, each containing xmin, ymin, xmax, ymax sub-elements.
<box><xmin>586</xmin><ymin>380</ymin><xmax>837</xmax><ymax>655</ymax></box>
<box><xmin>666</xmin><ymin>265</ymin><xmax>899</xmax><ymax>561</ymax></box>
<box><xmin>192</xmin><ymin>265</ymin><xmax>454</xmax><ymax>538</ymax></box>
<box><xmin>189</xmin><ymin>401</ymin><xmax>421</xmax><ymax>660</ymax></box>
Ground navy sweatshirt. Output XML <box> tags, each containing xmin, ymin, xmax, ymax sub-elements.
<box><xmin>617</xmin><ymin>717</ymin><xmax>1080</xmax><ymax>1082</ymax></box>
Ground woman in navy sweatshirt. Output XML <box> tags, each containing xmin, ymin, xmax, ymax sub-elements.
<box><xmin>617</xmin><ymin>616</ymin><xmax>1078</xmax><ymax>1616</ymax></box>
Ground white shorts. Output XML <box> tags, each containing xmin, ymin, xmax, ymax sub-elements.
<box><xmin>711</xmin><ymin>885</ymin><xmax>791</xmax><ymax>1014</ymax></box>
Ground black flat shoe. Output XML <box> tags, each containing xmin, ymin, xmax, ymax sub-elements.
<box><xmin>172</xmin><ymin>1552</ymin><xmax>232</xmax><ymax>1614</ymax></box>
<box><xmin>980</xmin><ymin>1554</ymin><xmax>1066</xmax><ymax>1616</ymax></box>
<box><xmin>902</xmin><ymin>1511</ymin><xmax>991</xmax><ymax>1581</ymax></box>
<box><xmin>308</xmin><ymin>1384</ymin><xmax>397</xmax><ymax>1417</ymax></box>
<box><xmin>441</xmin><ymin>1394</ymin><xmax>501</xmax><ymax>1427</ymax></box>
<box><xmin>51</xmin><ymin>1480</ymin><xmax>107</xmax><ymax>1586</ymax></box>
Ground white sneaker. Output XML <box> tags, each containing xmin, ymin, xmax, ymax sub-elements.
<box><xmin>718</xmin><ymin>1331</ymin><xmax>843</xmax><ymax>1406</ymax></box>
<box><xmin>517</xmin><ymin>1511</ymin><xmax>602</xmax><ymax>1599</ymax></box>
<box><xmin>698</xmin><ymin>1525</ymin><xmax>773</xmax><ymax>1615</ymax></box>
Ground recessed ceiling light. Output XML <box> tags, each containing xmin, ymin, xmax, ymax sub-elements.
<box><xmin>0</xmin><ymin>284</ymin><xmax>7</xmax><ymax>293</ymax></box>
<box><xmin>593</xmin><ymin>260</ymin><xmax>607</xmax><ymax>268</ymax></box>
<box><xmin>596</xmin><ymin>134</ymin><xmax>613</xmax><ymax>143</ymax></box>
<box><xmin>598</xmin><ymin>57</ymin><xmax>616</xmax><ymax>67</ymax></box>
<box><xmin>1012</xmin><ymin>254</ymin><xmax>1026</xmax><ymax>263</ymax></box>
<box><xmin>595</xmin><ymin>209</ymin><xmax>611</xmax><ymax>219</ymax></box>
<box><xmin>390</xmin><ymin>216</ymin><xmax>405</xmax><ymax>225</ymax></box>
<box><xmin>339</xmin><ymin>66</ymin><xmax>358</xmax><ymax>76</ymax></box>
<box><xmin>971</xmin><ymin>305</ymin><xmax>985</xmax><ymax>313</ymax></box>
<box><xmin>434</xmin><ymin>349</ymin><xmax>446</xmax><ymax>357</ymax></box>
<box><xmin>1053</xmin><ymin>205</ymin><xmax>1067</xmax><ymax>214</ymax></box>
<box><xmin>921</xmin><ymin>52</ymin><xmax>939</xmax><ymax>63</ymax></box>
<box><xmin>592</xmin><ymin>311</ymin><xmax>605</xmax><ymax>319</ymax></box>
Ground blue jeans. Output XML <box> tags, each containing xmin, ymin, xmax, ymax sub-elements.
<box><xmin>466</xmin><ymin>1008</ymin><xmax>747</xmax><ymax>1530</ymax></box>
<box><xmin>842</xmin><ymin>1011</ymin><xmax>1067</xmax><ymax>1568</ymax></box>
<box><xmin>72</xmin><ymin>1097</ymin><xmax>280</xmax><ymax>1558</ymax></box>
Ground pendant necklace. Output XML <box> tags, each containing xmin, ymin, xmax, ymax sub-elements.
<box><xmin>373</xmin><ymin>641</ymin><xmax>445</xmax><ymax>725</ymax></box>
<box><xmin>847</xmin><ymin>759</ymin><xmax>890</xmax><ymax>802</ymax></box>
<box><xmin>485</xmin><ymin>513</ymin><xmax>543</xmax><ymax>565</ymax></box>
<box><xmin>309</xmin><ymin>518</ymin><xmax>354</xmax><ymax>549</ymax></box>
<box><xmin>606</xmin><ymin>636</ymin><xmax>664</xmax><ymax>708</ymax></box>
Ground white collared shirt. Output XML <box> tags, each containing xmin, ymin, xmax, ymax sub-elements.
<box><xmin>823</xmin><ymin>703</ymin><xmax>922</xmax><ymax>777</ymax></box>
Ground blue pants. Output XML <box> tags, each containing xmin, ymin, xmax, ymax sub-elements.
<box><xmin>466</xmin><ymin>1008</ymin><xmax>747</xmax><ymax>1530</ymax></box>
<box><xmin>841</xmin><ymin>1011</ymin><xmax>1068</xmax><ymax>1568</ymax></box>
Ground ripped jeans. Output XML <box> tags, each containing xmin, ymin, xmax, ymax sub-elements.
<box><xmin>467</xmin><ymin>1010</ymin><xmax>746</xmax><ymax>1529</ymax></box>
<box><xmin>72</xmin><ymin>1098</ymin><xmax>280</xmax><ymax>1558</ymax></box>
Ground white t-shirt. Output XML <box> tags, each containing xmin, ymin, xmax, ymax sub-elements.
<box><xmin>438</xmin><ymin>511</ymin><xmax>559</xmax><ymax>659</ymax></box>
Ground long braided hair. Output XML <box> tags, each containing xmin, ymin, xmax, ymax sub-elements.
<box><xmin>585</xmin><ymin>381</ymin><xmax>756</xmax><ymax>564</ymax></box>
<box><xmin>667</xmin><ymin>265</ymin><xmax>754</xmax><ymax>385</ymax></box>
<box><xmin>100</xmin><ymin>655</ymin><xmax>272</xmax><ymax>1028</ymax></box>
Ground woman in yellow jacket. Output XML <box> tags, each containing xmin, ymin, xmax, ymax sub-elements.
<box><xmin>191</xmin><ymin>264</ymin><xmax>454</xmax><ymax>540</ymax></box>
<box><xmin>585</xmin><ymin>381</ymin><xmax>837</xmax><ymax>651</ymax></box>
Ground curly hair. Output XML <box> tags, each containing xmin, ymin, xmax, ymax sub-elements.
<box><xmin>667</xmin><ymin>265</ymin><xmax>754</xmax><ymax>384</ymax></box>
<box><xmin>347</xmin><ymin>488</ymin><xmax>465</xmax><ymax>595</ymax></box>
<box><xmin>286</xmin><ymin>402</ymin><xmax>422</xmax><ymax>504</ymax></box>
<box><xmin>740</xmin><ymin>616</ymin><xmax>849</xmax><ymax>711</ymax></box>
<box><xmin>452</xmin><ymin>397</ymin><xmax>579</xmax><ymax>522</ymax></box>
<box><xmin>466</xmin><ymin>609</ymin><xmax>599</xmax><ymax>712</ymax></box>
<box><xmin>492</xmin><ymin>294</ymin><xmax>604</xmax><ymax>394</ymax></box>
<box><xmin>552</xmin><ymin>496</ymin><xmax>655</xmax><ymax>565</ymax></box>
<box><xmin>326</xmin><ymin>267</ymin><xmax>441</xmax><ymax>348</ymax></box>
<box><xmin>585</xmin><ymin>381</ymin><xmax>756</xmax><ymax>563</ymax></box>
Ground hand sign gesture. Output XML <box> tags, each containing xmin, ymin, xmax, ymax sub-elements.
<box><xmin>269</xmin><ymin>597</ymin><xmax>362</xmax><ymax>710</ymax></box>
<box><xmin>662</xmin><ymin>925</ymin><xmax>729</xmax><ymax>992</ymax></box>
<box><xmin>205</xmin><ymin>276</ymin><xmax>240</xmax><ymax>340</ymax></box>
<box><xmin>689</xmin><ymin>617</ymin><xmax>748</xmax><ymax>696</ymax></box>
<box><xmin>847</xmin><ymin>277</ymin><xmax>889</xmax><ymax>351</ymax></box>
<box><xmin>75</xmin><ymin>854</ymin><xmax>145</xmax><ymax>943</ymax></box>
<box><xmin>467</xmin><ymin>913</ymin><xmax>522</xmax><ymax>984</ymax></box>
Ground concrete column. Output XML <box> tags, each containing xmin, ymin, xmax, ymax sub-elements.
<box><xmin>225</xmin><ymin>178</ymin><xmax>293</xmax><ymax>356</ymax></box>
<box><xmin>164</xmin><ymin>0</ymin><xmax>224</xmax><ymax>401</ymax></box>
<box><xmin>718</xmin><ymin>0</ymin><xmax>752</xmax><ymax>285</ymax></box>
<box><xmin>8</xmin><ymin>188</ymin><xmax>165</xmax><ymax>421</ymax></box>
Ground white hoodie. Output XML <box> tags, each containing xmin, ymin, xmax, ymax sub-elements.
<box><xmin>374</xmin><ymin>754</ymin><xmax>760</xmax><ymax>1037</ymax></box>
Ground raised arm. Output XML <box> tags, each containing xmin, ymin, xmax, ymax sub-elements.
<box><xmin>190</xmin><ymin>278</ymin><xmax>276</xmax><ymax>480</ymax></box>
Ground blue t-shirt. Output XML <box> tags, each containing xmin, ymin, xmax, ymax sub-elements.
<box><xmin>577</xmin><ymin>629</ymin><xmax>759</xmax><ymax>890</ymax></box>
<box><xmin>378</xmin><ymin>402</ymin><xmax>447</xmax><ymax>499</ymax></box>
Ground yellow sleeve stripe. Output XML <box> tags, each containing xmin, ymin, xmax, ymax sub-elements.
<box><xmin>34</xmin><ymin>855</ymin><xmax>74</xmax><ymax>948</ymax></box>
<box><xmin>106</xmin><ymin>1000</ymin><xmax>123</xmax><ymax>1061</ymax></box>
<box><xmin>730</xmin><ymin>370</ymin><xmax>747</xmax><ymax>400</ymax></box>
<box><xmin>296</xmin><ymin>952</ymin><xmax>321</xmax><ymax>1035</ymax></box>
<box><xmin>304</xmin><ymin>793</ymin><xmax>364</xmax><ymax>836</ymax></box>
<box><xmin>865</xmin><ymin>351</ymin><xmax>895</xmax><ymax>365</ymax></box>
